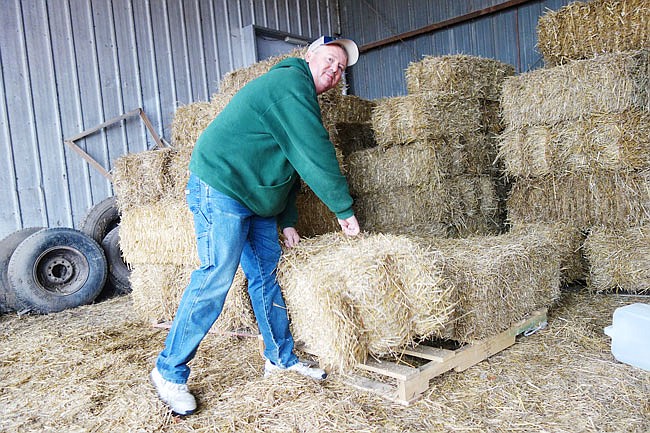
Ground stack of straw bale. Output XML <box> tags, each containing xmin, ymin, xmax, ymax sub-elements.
<box><xmin>277</xmin><ymin>229</ymin><xmax>562</xmax><ymax>372</ymax></box>
<box><xmin>499</xmin><ymin>0</ymin><xmax>650</xmax><ymax>291</ymax></box>
<box><xmin>114</xmin><ymin>47</ymin><xmax>377</xmax><ymax>330</ymax></box>
<box><xmin>350</xmin><ymin>54</ymin><xmax>514</xmax><ymax>236</ymax></box>
<box><xmin>537</xmin><ymin>0</ymin><xmax>650</xmax><ymax>67</ymax></box>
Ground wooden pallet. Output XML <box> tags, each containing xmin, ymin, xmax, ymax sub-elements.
<box><xmin>343</xmin><ymin>309</ymin><xmax>548</xmax><ymax>405</ymax></box>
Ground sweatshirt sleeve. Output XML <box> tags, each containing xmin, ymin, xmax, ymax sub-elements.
<box><xmin>276</xmin><ymin>178</ymin><xmax>300</xmax><ymax>229</ymax></box>
<box><xmin>260</xmin><ymin>69</ymin><xmax>354</xmax><ymax>220</ymax></box>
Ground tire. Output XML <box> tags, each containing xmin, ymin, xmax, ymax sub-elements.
<box><xmin>80</xmin><ymin>196</ymin><xmax>119</xmax><ymax>244</ymax></box>
<box><xmin>7</xmin><ymin>227</ymin><xmax>108</xmax><ymax>314</ymax></box>
<box><xmin>98</xmin><ymin>226</ymin><xmax>132</xmax><ymax>299</ymax></box>
<box><xmin>0</xmin><ymin>227</ymin><xmax>45</xmax><ymax>313</ymax></box>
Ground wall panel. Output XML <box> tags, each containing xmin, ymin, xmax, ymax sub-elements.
<box><xmin>0</xmin><ymin>0</ymin><xmax>338</xmax><ymax>239</ymax></box>
<box><xmin>340</xmin><ymin>0</ymin><xmax>574</xmax><ymax>99</ymax></box>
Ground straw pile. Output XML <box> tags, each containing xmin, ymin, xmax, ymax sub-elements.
<box><xmin>537</xmin><ymin>0</ymin><xmax>650</xmax><ymax>67</ymax></box>
<box><xmin>2</xmin><ymin>290</ymin><xmax>648</xmax><ymax>432</ymax></box>
<box><xmin>584</xmin><ymin>225</ymin><xmax>650</xmax><ymax>294</ymax></box>
<box><xmin>277</xmin><ymin>228</ymin><xmax>562</xmax><ymax>371</ymax></box>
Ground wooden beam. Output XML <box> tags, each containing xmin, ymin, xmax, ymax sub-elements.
<box><xmin>359</xmin><ymin>0</ymin><xmax>536</xmax><ymax>53</ymax></box>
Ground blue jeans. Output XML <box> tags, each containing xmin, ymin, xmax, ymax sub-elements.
<box><xmin>156</xmin><ymin>173</ymin><xmax>298</xmax><ymax>384</ymax></box>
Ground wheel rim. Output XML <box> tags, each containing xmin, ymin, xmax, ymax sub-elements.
<box><xmin>33</xmin><ymin>246</ymin><xmax>89</xmax><ymax>295</ymax></box>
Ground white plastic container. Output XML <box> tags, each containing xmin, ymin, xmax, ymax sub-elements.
<box><xmin>604</xmin><ymin>303</ymin><xmax>650</xmax><ymax>372</ymax></box>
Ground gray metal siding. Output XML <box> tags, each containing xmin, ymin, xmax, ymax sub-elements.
<box><xmin>340</xmin><ymin>0</ymin><xmax>574</xmax><ymax>99</ymax></box>
<box><xmin>0</xmin><ymin>0</ymin><xmax>338</xmax><ymax>239</ymax></box>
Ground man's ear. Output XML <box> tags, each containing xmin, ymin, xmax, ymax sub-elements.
<box><xmin>304</xmin><ymin>50</ymin><xmax>313</xmax><ymax>63</ymax></box>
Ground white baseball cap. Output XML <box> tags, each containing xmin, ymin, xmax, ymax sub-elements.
<box><xmin>307</xmin><ymin>36</ymin><xmax>359</xmax><ymax>67</ymax></box>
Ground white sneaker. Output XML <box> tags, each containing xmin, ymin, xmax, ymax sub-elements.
<box><xmin>264</xmin><ymin>359</ymin><xmax>327</xmax><ymax>380</ymax></box>
<box><xmin>150</xmin><ymin>368</ymin><xmax>197</xmax><ymax>415</ymax></box>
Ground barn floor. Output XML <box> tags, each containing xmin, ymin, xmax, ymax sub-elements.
<box><xmin>0</xmin><ymin>290</ymin><xmax>648</xmax><ymax>433</ymax></box>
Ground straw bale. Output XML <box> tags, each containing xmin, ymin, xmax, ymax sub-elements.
<box><xmin>498</xmin><ymin>109</ymin><xmax>650</xmax><ymax>177</ymax></box>
<box><xmin>506</xmin><ymin>170</ymin><xmax>650</xmax><ymax>230</ymax></box>
<box><xmin>353</xmin><ymin>184</ymin><xmax>454</xmax><ymax>236</ymax></box>
<box><xmin>371</xmin><ymin>93</ymin><xmax>483</xmax><ymax>148</ymax></box>
<box><xmin>170</xmin><ymin>102</ymin><xmax>220</xmax><ymax>151</ymax></box>
<box><xmin>111</xmin><ymin>148</ymin><xmax>174</xmax><ymax>213</ymax></box>
<box><xmin>277</xmin><ymin>232</ymin><xmax>453</xmax><ymax>371</ymax></box>
<box><xmin>294</xmin><ymin>187</ymin><xmax>342</xmax><ymax>237</ymax></box>
<box><xmin>500</xmin><ymin>49</ymin><xmax>649</xmax><ymax>127</ymax></box>
<box><xmin>584</xmin><ymin>224</ymin><xmax>650</xmax><ymax>294</ymax></box>
<box><xmin>329</xmin><ymin>122</ymin><xmax>377</xmax><ymax>158</ymax></box>
<box><xmin>119</xmin><ymin>199</ymin><xmax>198</xmax><ymax>267</ymax></box>
<box><xmin>424</xmin><ymin>231</ymin><xmax>562</xmax><ymax>343</ymax></box>
<box><xmin>510</xmin><ymin>222</ymin><xmax>588</xmax><ymax>284</ymax></box>
<box><xmin>346</xmin><ymin>141</ymin><xmax>440</xmax><ymax>195</ymax></box>
<box><xmin>406</xmin><ymin>54</ymin><xmax>515</xmax><ymax>100</ymax></box>
<box><xmin>129</xmin><ymin>263</ymin><xmax>256</xmax><ymax>333</ymax></box>
<box><xmin>346</xmin><ymin>136</ymin><xmax>497</xmax><ymax>196</ymax></box>
<box><xmin>538</xmin><ymin>0</ymin><xmax>650</xmax><ymax>67</ymax></box>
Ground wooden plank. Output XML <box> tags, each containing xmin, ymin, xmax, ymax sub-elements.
<box><xmin>357</xmin><ymin>359</ymin><xmax>418</xmax><ymax>381</ymax></box>
<box><xmin>401</xmin><ymin>345</ymin><xmax>456</xmax><ymax>363</ymax></box>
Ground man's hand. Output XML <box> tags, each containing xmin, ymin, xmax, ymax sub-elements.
<box><xmin>282</xmin><ymin>227</ymin><xmax>301</xmax><ymax>248</ymax></box>
<box><xmin>338</xmin><ymin>215</ymin><xmax>360</xmax><ymax>237</ymax></box>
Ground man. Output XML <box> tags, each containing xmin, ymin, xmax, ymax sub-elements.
<box><xmin>150</xmin><ymin>35</ymin><xmax>361</xmax><ymax>415</ymax></box>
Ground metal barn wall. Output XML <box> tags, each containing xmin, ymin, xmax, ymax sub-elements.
<box><xmin>0</xmin><ymin>0</ymin><xmax>338</xmax><ymax>239</ymax></box>
<box><xmin>340</xmin><ymin>0</ymin><xmax>574</xmax><ymax>99</ymax></box>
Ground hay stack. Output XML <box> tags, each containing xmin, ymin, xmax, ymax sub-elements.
<box><xmin>406</xmin><ymin>54</ymin><xmax>515</xmax><ymax>100</ymax></box>
<box><xmin>354</xmin><ymin>54</ymin><xmax>513</xmax><ymax>237</ymax></box>
<box><xmin>537</xmin><ymin>0</ymin><xmax>650</xmax><ymax>67</ymax></box>
<box><xmin>278</xmin><ymin>229</ymin><xmax>562</xmax><ymax>371</ymax></box>
<box><xmin>500</xmin><ymin>46</ymin><xmax>650</xmax><ymax>287</ymax></box>
<box><xmin>584</xmin><ymin>225</ymin><xmax>650</xmax><ymax>294</ymax></box>
<box><xmin>500</xmin><ymin>50</ymin><xmax>648</xmax><ymax>128</ymax></box>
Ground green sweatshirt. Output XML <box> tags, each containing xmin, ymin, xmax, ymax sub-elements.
<box><xmin>189</xmin><ymin>57</ymin><xmax>354</xmax><ymax>229</ymax></box>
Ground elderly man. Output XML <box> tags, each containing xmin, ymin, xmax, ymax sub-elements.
<box><xmin>150</xmin><ymin>35</ymin><xmax>361</xmax><ymax>415</ymax></box>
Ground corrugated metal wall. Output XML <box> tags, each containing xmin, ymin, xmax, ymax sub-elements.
<box><xmin>1</xmin><ymin>0</ymin><xmax>574</xmax><ymax>239</ymax></box>
<box><xmin>341</xmin><ymin>0</ymin><xmax>573</xmax><ymax>99</ymax></box>
<box><xmin>0</xmin><ymin>0</ymin><xmax>337</xmax><ymax>239</ymax></box>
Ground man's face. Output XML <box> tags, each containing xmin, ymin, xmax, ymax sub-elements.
<box><xmin>305</xmin><ymin>44</ymin><xmax>348</xmax><ymax>95</ymax></box>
